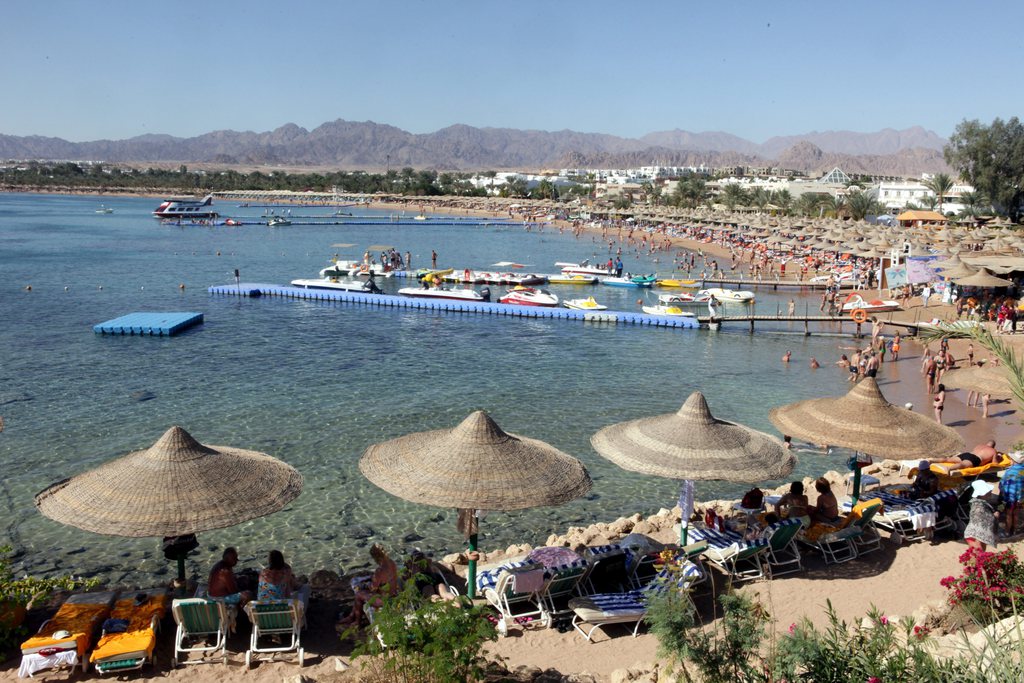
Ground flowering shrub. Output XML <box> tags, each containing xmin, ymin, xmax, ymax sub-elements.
<box><xmin>939</xmin><ymin>547</ymin><xmax>1024</xmax><ymax>622</ymax></box>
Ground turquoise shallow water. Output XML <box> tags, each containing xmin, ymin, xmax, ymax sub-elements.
<box><xmin>0</xmin><ymin>193</ymin><xmax>855</xmax><ymax>583</ymax></box>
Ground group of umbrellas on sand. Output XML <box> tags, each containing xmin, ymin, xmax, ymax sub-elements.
<box><xmin>35</xmin><ymin>377</ymin><xmax>967</xmax><ymax>598</ymax></box>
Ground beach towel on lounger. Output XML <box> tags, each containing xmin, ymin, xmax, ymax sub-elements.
<box><xmin>90</xmin><ymin>591</ymin><xmax>170</xmax><ymax>669</ymax></box>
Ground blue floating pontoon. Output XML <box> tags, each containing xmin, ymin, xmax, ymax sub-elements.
<box><xmin>93</xmin><ymin>312</ymin><xmax>204</xmax><ymax>336</ymax></box>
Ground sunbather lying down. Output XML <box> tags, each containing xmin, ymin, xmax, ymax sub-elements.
<box><xmin>930</xmin><ymin>440</ymin><xmax>996</xmax><ymax>472</ymax></box>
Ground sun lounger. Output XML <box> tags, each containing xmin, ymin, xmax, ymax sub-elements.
<box><xmin>20</xmin><ymin>590</ymin><xmax>118</xmax><ymax>678</ymax></box>
<box><xmin>852</xmin><ymin>489</ymin><xmax>958</xmax><ymax>544</ymax></box>
<box><xmin>90</xmin><ymin>588</ymin><xmax>169</xmax><ymax>674</ymax></box>
<box><xmin>243</xmin><ymin>598</ymin><xmax>305</xmax><ymax>668</ymax></box>
<box><xmin>762</xmin><ymin>519</ymin><xmax>804</xmax><ymax>576</ymax></box>
<box><xmin>799</xmin><ymin>499</ymin><xmax>881</xmax><ymax>564</ymax></box>
<box><xmin>688</xmin><ymin>526</ymin><xmax>768</xmax><ymax>582</ymax></box>
<box><xmin>534</xmin><ymin>559</ymin><xmax>589</xmax><ymax>624</ymax></box>
<box><xmin>580</xmin><ymin>546</ymin><xmax>629</xmax><ymax>594</ymax></box>
<box><xmin>930</xmin><ymin>453</ymin><xmax>1013</xmax><ymax>479</ymax></box>
<box><xmin>171</xmin><ymin>598</ymin><xmax>232</xmax><ymax>666</ymax></box>
<box><xmin>480</xmin><ymin>561</ymin><xmax>548</xmax><ymax>636</ymax></box>
<box><xmin>568</xmin><ymin>565</ymin><xmax>700</xmax><ymax>642</ymax></box>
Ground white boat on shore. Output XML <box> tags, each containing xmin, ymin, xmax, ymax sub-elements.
<box><xmin>291</xmin><ymin>278</ymin><xmax>381</xmax><ymax>293</ymax></box>
<box><xmin>398</xmin><ymin>286</ymin><xmax>486</xmax><ymax>302</ymax></box>
<box><xmin>840</xmin><ymin>294</ymin><xmax>902</xmax><ymax>313</ymax></box>
<box><xmin>658</xmin><ymin>293</ymin><xmax>709</xmax><ymax>306</ymax></box>
<box><xmin>563</xmin><ymin>297</ymin><xmax>607</xmax><ymax>311</ymax></box>
<box><xmin>699</xmin><ymin>287</ymin><xmax>755</xmax><ymax>303</ymax></box>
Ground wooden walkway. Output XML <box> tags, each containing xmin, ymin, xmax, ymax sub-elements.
<box><xmin>696</xmin><ymin>277</ymin><xmax>860</xmax><ymax>290</ymax></box>
<box><xmin>696</xmin><ymin>314</ymin><xmax>924</xmax><ymax>336</ymax></box>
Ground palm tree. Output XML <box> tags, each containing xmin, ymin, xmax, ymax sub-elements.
<box><xmin>720</xmin><ymin>183</ymin><xmax>748</xmax><ymax>210</ymax></box>
<box><xmin>795</xmin><ymin>193</ymin><xmax>823</xmax><ymax>217</ymax></box>
<box><xmin>846</xmin><ymin>191</ymin><xmax>883</xmax><ymax>221</ymax></box>
<box><xmin>749</xmin><ymin>187</ymin><xmax>770</xmax><ymax>210</ymax></box>
<box><xmin>924</xmin><ymin>173</ymin><xmax>955</xmax><ymax>215</ymax></box>
<box><xmin>958</xmin><ymin>190</ymin><xmax>987</xmax><ymax>217</ymax></box>
<box><xmin>773</xmin><ymin>189</ymin><xmax>793</xmax><ymax>214</ymax></box>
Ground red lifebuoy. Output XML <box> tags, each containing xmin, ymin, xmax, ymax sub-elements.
<box><xmin>851</xmin><ymin>309</ymin><xmax>868</xmax><ymax>324</ymax></box>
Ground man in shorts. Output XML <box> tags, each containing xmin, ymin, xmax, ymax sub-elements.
<box><xmin>930</xmin><ymin>440</ymin><xmax>997</xmax><ymax>472</ymax></box>
<box><xmin>208</xmin><ymin>547</ymin><xmax>253</xmax><ymax>606</ymax></box>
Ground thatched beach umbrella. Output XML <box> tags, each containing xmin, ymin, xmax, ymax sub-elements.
<box><xmin>591</xmin><ymin>392</ymin><xmax>794</xmax><ymax>543</ymax></box>
<box><xmin>35</xmin><ymin>426</ymin><xmax>303</xmax><ymax>583</ymax></box>
<box><xmin>956</xmin><ymin>268</ymin><xmax>1013</xmax><ymax>288</ymax></box>
<box><xmin>940</xmin><ymin>364</ymin><xmax>1013</xmax><ymax>397</ymax></box>
<box><xmin>359</xmin><ymin>410</ymin><xmax>591</xmax><ymax>597</ymax></box>
<box><xmin>769</xmin><ymin>378</ymin><xmax>964</xmax><ymax>501</ymax></box>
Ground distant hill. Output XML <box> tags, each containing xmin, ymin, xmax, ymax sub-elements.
<box><xmin>0</xmin><ymin>120</ymin><xmax>950</xmax><ymax>175</ymax></box>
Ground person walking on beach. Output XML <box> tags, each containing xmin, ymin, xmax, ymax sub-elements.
<box><xmin>921</xmin><ymin>283</ymin><xmax>932</xmax><ymax>308</ymax></box>
<box><xmin>933</xmin><ymin>383</ymin><xmax>946</xmax><ymax>424</ymax></box>
<box><xmin>923</xmin><ymin>353</ymin><xmax>937</xmax><ymax>394</ymax></box>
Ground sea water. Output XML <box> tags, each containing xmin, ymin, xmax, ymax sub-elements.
<box><xmin>0</xmin><ymin>193</ymin><xmax>855</xmax><ymax>583</ymax></box>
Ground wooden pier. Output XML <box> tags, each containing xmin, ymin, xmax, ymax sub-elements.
<box><xmin>694</xmin><ymin>277</ymin><xmax>860</xmax><ymax>290</ymax></box>
<box><xmin>695</xmin><ymin>313</ymin><xmax>924</xmax><ymax>336</ymax></box>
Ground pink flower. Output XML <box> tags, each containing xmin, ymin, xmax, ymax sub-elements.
<box><xmin>879</xmin><ymin>616</ymin><xmax>889</xmax><ymax>626</ymax></box>
<box><xmin>788</xmin><ymin>623</ymin><xmax>796</xmax><ymax>634</ymax></box>
<box><xmin>867</xmin><ymin>677</ymin><xmax>882</xmax><ymax>683</ymax></box>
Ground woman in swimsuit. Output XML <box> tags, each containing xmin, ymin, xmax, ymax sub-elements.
<box><xmin>933</xmin><ymin>384</ymin><xmax>945</xmax><ymax>424</ymax></box>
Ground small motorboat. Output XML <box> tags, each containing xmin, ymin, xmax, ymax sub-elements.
<box><xmin>320</xmin><ymin>260</ymin><xmax>394</xmax><ymax>278</ymax></box>
<box><xmin>547</xmin><ymin>274</ymin><xmax>599</xmax><ymax>285</ymax></box>
<box><xmin>840</xmin><ymin>294</ymin><xmax>902</xmax><ymax>313</ymax></box>
<box><xmin>95</xmin><ymin>205</ymin><xmax>113</xmax><ymax>214</ymax></box>
<box><xmin>499</xmin><ymin>286</ymin><xmax>559</xmax><ymax>307</ymax></box>
<box><xmin>413</xmin><ymin>214</ymin><xmax>428</xmax><ymax>221</ymax></box>
<box><xmin>658</xmin><ymin>293</ymin><xmax>708</xmax><ymax>306</ymax></box>
<box><xmin>699</xmin><ymin>287</ymin><xmax>755</xmax><ymax>303</ymax></box>
<box><xmin>642</xmin><ymin>304</ymin><xmax>696</xmax><ymax>317</ymax></box>
<box><xmin>443</xmin><ymin>269</ymin><xmax>487</xmax><ymax>284</ymax></box>
<box><xmin>267</xmin><ymin>216</ymin><xmax>292</xmax><ymax>227</ymax></box>
<box><xmin>291</xmin><ymin>278</ymin><xmax>382</xmax><ymax>293</ymax></box>
<box><xmin>656</xmin><ymin>278</ymin><xmax>700</xmax><ymax>288</ymax></box>
<box><xmin>563</xmin><ymin>297</ymin><xmax>607</xmax><ymax>311</ymax></box>
<box><xmin>224</xmin><ymin>218</ymin><xmax>242</xmax><ymax>226</ymax></box>
<box><xmin>556</xmin><ymin>260</ymin><xmax>612</xmax><ymax>276</ymax></box>
<box><xmin>602</xmin><ymin>274</ymin><xmax>656</xmax><ymax>288</ymax></box>
<box><xmin>398</xmin><ymin>286</ymin><xmax>486</xmax><ymax>302</ymax></box>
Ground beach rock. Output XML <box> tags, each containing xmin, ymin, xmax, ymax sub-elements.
<box><xmin>283</xmin><ymin>676</ymin><xmax>313</xmax><ymax>683</ymax></box>
<box><xmin>334</xmin><ymin>657</ymin><xmax>349</xmax><ymax>672</ymax></box>
<box><xmin>310</xmin><ymin>569</ymin><xmax>340</xmax><ymax>589</ymax></box>
<box><xmin>513</xmin><ymin>664</ymin><xmax>542</xmax><ymax>680</ymax></box>
<box><xmin>506</xmin><ymin>543</ymin><xmax>532</xmax><ymax>555</ymax></box>
<box><xmin>562</xmin><ymin>673</ymin><xmax>598</xmax><ymax>683</ymax></box>
<box><xmin>533</xmin><ymin>669</ymin><xmax>564</xmax><ymax>683</ymax></box>
<box><xmin>402</xmin><ymin>532</ymin><xmax>424</xmax><ymax>543</ymax></box>
<box><xmin>608</xmin><ymin>517</ymin><xmax>635</xmax><ymax>535</ymax></box>
<box><xmin>348</xmin><ymin>525</ymin><xmax>375</xmax><ymax>539</ymax></box>
<box><xmin>610</xmin><ymin>668</ymin><xmax>655</xmax><ymax>683</ymax></box>
<box><xmin>429</xmin><ymin>512</ymin><xmax>446</xmax><ymax>523</ymax></box>
<box><xmin>631</xmin><ymin>520</ymin><xmax>657</xmax><ymax>535</ymax></box>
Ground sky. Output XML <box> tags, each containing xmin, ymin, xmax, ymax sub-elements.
<box><xmin>2</xmin><ymin>0</ymin><xmax>1023</xmax><ymax>143</ymax></box>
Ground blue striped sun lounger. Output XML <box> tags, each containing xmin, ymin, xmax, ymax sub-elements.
<box><xmin>848</xmin><ymin>490</ymin><xmax>956</xmax><ymax>543</ymax></box>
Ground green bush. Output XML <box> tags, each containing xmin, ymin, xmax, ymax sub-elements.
<box><xmin>348</xmin><ymin>577</ymin><xmax>498</xmax><ymax>683</ymax></box>
<box><xmin>0</xmin><ymin>544</ymin><xmax>99</xmax><ymax>658</ymax></box>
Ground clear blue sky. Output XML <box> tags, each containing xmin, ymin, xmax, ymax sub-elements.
<box><xmin>3</xmin><ymin>0</ymin><xmax>1022</xmax><ymax>142</ymax></box>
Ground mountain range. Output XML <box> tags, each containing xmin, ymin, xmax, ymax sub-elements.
<box><xmin>0</xmin><ymin>121</ymin><xmax>950</xmax><ymax>176</ymax></box>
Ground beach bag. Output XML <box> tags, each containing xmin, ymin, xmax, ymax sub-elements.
<box><xmin>740</xmin><ymin>487</ymin><xmax>764</xmax><ymax>510</ymax></box>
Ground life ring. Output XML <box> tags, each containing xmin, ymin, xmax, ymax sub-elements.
<box><xmin>851</xmin><ymin>309</ymin><xmax>868</xmax><ymax>324</ymax></box>
<box><xmin>360</xmin><ymin>265</ymin><xmax>369</xmax><ymax>274</ymax></box>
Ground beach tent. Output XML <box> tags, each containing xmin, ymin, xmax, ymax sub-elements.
<box><xmin>35</xmin><ymin>426</ymin><xmax>303</xmax><ymax>586</ymax></box>
<box><xmin>768</xmin><ymin>378</ymin><xmax>963</xmax><ymax>502</ymax></box>
<box><xmin>359</xmin><ymin>410</ymin><xmax>591</xmax><ymax>598</ymax></box>
<box><xmin>591</xmin><ymin>392</ymin><xmax>794</xmax><ymax>544</ymax></box>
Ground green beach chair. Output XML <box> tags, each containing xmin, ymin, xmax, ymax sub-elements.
<box><xmin>763</xmin><ymin>519</ymin><xmax>804</xmax><ymax>577</ymax></box>
<box><xmin>171</xmin><ymin>598</ymin><xmax>231</xmax><ymax>666</ymax></box>
<box><xmin>243</xmin><ymin>599</ymin><xmax>304</xmax><ymax>668</ymax></box>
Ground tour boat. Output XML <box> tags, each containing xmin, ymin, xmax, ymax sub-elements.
<box><xmin>290</xmin><ymin>278</ymin><xmax>381</xmax><ymax>293</ymax></box>
<box><xmin>642</xmin><ymin>304</ymin><xmax>696</xmax><ymax>317</ymax></box>
<box><xmin>153</xmin><ymin>194</ymin><xmax>218</xmax><ymax>219</ymax></box>
<box><xmin>398</xmin><ymin>286</ymin><xmax>486</xmax><ymax>302</ymax></box>
<box><xmin>602</xmin><ymin>274</ymin><xmax>656</xmax><ymax>288</ymax></box>
<box><xmin>563</xmin><ymin>297</ymin><xmax>607</xmax><ymax>311</ymax></box>
<box><xmin>699</xmin><ymin>287</ymin><xmax>755</xmax><ymax>303</ymax></box>
<box><xmin>547</xmin><ymin>273</ymin><xmax>598</xmax><ymax>285</ymax></box>
<box><xmin>656</xmin><ymin>278</ymin><xmax>700</xmax><ymax>288</ymax></box>
<box><xmin>840</xmin><ymin>294</ymin><xmax>902</xmax><ymax>313</ymax></box>
<box><xmin>499</xmin><ymin>286</ymin><xmax>559</xmax><ymax>307</ymax></box>
<box><xmin>267</xmin><ymin>216</ymin><xmax>292</xmax><ymax>227</ymax></box>
<box><xmin>556</xmin><ymin>260</ymin><xmax>613</xmax><ymax>276</ymax></box>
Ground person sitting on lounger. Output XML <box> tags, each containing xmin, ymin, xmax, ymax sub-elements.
<box><xmin>809</xmin><ymin>478</ymin><xmax>841</xmax><ymax>525</ymax></box>
<box><xmin>257</xmin><ymin>550</ymin><xmax>311</xmax><ymax>608</ymax></box>
<box><xmin>910</xmin><ymin>460</ymin><xmax>940</xmax><ymax>499</ymax></box>
<box><xmin>775</xmin><ymin>481</ymin><xmax>810</xmax><ymax>525</ymax></box>
<box><xmin>338</xmin><ymin>544</ymin><xmax>399</xmax><ymax>628</ymax></box>
<box><xmin>930</xmin><ymin>440</ymin><xmax>997</xmax><ymax>472</ymax></box>
<box><xmin>208</xmin><ymin>547</ymin><xmax>253</xmax><ymax>606</ymax></box>
<box><xmin>404</xmin><ymin>549</ymin><xmax>459</xmax><ymax>602</ymax></box>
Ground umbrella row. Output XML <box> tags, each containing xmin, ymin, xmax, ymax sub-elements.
<box><xmin>33</xmin><ymin>379</ymin><xmax>965</xmax><ymax>598</ymax></box>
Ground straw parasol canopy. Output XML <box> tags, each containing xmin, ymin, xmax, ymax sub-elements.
<box><xmin>35</xmin><ymin>426</ymin><xmax>303</xmax><ymax>538</ymax></box>
<box><xmin>940</xmin><ymin>364</ymin><xmax>1013</xmax><ymax>397</ymax></box>
<box><xmin>768</xmin><ymin>378</ymin><xmax>964</xmax><ymax>459</ymax></box>
<box><xmin>955</xmin><ymin>267</ymin><xmax>1013</xmax><ymax>288</ymax></box>
<box><xmin>591</xmin><ymin>392</ymin><xmax>794</xmax><ymax>482</ymax></box>
<box><xmin>359</xmin><ymin>410</ymin><xmax>591</xmax><ymax>511</ymax></box>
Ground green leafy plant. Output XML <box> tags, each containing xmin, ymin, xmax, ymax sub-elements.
<box><xmin>0</xmin><ymin>544</ymin><xmax>99</xmax><ymax>658</ymax></box>
<box><xmin>648</xmin><ymin>589</ymin><xmax>770</xmax><ymax>683</ymax></box>
<box><xmin>348</xmin><ymin>576</ymin><xmax>498</xmax><ymax>683</ymax></box>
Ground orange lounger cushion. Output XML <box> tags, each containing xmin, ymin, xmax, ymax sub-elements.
<box><xmin>931</xmin><ymin>453</ymin><xmax>1012</xmax><ymax>478</ymax></box>
<box><xmin>90</xmin><ymin>595</ymin><xmax>170</xmax><ymax>663</ymax></box>
<box><xmin>22</xmin><ymin>603</ymin><xmax>110</xmax><ymax>657</ymax></box>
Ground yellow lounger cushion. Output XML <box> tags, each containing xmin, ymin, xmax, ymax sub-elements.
<box><xmin>22</xmin><ymin>603</ymin><xmax>109</xmax><ymax>657</ymax></box>
<box><xmin>90</xmin><ymin>595</ymin><xmax>169</xmax><ymax>663</ymax></box>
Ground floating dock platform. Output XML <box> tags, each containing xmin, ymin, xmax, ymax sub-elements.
<box><xmin>93</xmin><ymin>312</ymin><xmax>204</xmax><ymax>336</ymax></box>
<box><xmin>208</xmin><ymin>284</ymin><xmax>699</xmax><ymax>329</ymax></box>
